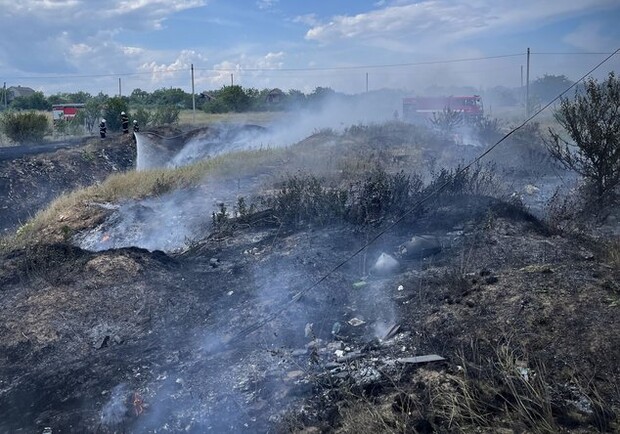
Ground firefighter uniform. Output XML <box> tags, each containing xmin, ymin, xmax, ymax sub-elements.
<box><xmin>99</xmin><ymin>119</ymin><xmax>107</xmax><ymax>139</ymax></box>
<box><xmin>133</xmin><ymin>120</ymin><xmax>139</xmax><ymax>133</ymax></box>
<box><xmin>121</xmin><ymin>112</ymin><xmax>129</xmax><ymax>134</ymax></box>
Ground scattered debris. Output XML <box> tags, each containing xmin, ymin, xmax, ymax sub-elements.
<box><xmin>347</xmin><ymin>318</ymin><xmax>366</xmax><ymax>327</ymax></box>
<box><xmin>370</xmin><ymin>252</ymin><xmax>400</xmax><ymax>276</ymax></box>
<box><xmin>399</xmin><ymin>235</ymin><xmax>442</xmax><ymax>259</ymax></box>
<box><xmin>382</xmin><ymin>324</ymin><xmax>401</xmax><ymax>340</ymax></box>
<box><xmin>396</xmin><ymin>354</ymin><xmax>446</xmax><ymax>364</ymax></box>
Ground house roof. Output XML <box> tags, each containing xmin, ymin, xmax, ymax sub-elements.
<box><xmin>7</xmin><ymin>86</ymin><xmax>36</xmax><ymax>101</ymax></box>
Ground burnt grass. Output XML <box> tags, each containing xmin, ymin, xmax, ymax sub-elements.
<box><xmin>0</xmin><ymin>126</ymin><xmax>619</xmax><ymax>433</ymax></box>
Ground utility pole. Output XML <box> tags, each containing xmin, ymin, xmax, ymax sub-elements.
<box><xmin>231</xmin><ymin>73</ymin><xmax>234</xmax><ymax>86</ymax></box>
<box><xmin>366</xmin><ymin>72</ymin><xmax>369</xmax><ymax>93</ymax></box>
<box><xmin>118</xmin><ymin>78</ymin><xmax>122</xmax><ymax>97</ymax></box>
<box><xmin>191</xmin><ymin>64</ymin><xmax>196</xmax><ymax>124</ymax></box>
<box><xmin>526</xmin><ymin>47</ymin><xmax>530</xmax><ymax>117</ymax></box>
<box><xmin>520</xmin><ymin>65</ymin><xmax>524</xmax><ymax>106</ymax></box>
<box><xmin>2</xmin><ymin>82</ymin><xmax>6</xmax><ymax>109</ymax></box>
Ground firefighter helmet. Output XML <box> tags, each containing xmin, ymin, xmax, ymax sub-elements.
<box><xmin>121</xmin><ymin>111</ymin><xmax>126</xmax><ymax>115</ymax></box>
<box><xmin>101</xmin><ymin>119</ymin><xmax>106</xmax><ymax>123</ymax></box>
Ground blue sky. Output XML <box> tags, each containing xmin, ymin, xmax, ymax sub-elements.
<box><xmin>1</xmin><ymin>0</ymin><xmax>618</xmax><ymax>95</ymax></box>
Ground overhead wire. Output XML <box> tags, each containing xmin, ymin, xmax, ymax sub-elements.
<box><xmin>222</xmin><ymin>46</ymin><xmax>620</xmax><ymax>347</ymax></box>
<box><xmin>5</xmin><ymin>51</ymin><xmax>615</xmax><ymax>81</ymax></box>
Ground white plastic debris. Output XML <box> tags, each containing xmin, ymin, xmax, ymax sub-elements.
<box><xmin>227</xmin><ymin>290</ymin><xmax>234</xmax><ymax>296</ymax></box>
<box><xmin>397</xmin><ymin>285</ymin><xmax>404</xmax><ymax>291</ymax></box>
<box><xmin>370</xmin><ymin>252</ymin><xmax>400</xmax><ymax>276</ymax></box>
<box><xmin>347</xmin><ymin>318</ymin><xmax>365</xmax><ymax>327</ymax></box>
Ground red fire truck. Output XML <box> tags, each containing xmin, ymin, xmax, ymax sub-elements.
<box><xmin>52</xmin><ymin>103</ymin><xmax>85</xmax><ymax>122</ymax></box>
<box><xmin>402</xmin><ymin>95</ymin><xmax>483</xmax><ymax>122</ymax></box>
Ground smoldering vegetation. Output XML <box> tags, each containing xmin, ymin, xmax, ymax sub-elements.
<box><xmin>0</xmin><ymin>93</ymin><xmax>619</xmax><ymax>434</ymax></box>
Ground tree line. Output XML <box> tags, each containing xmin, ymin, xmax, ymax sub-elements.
<box><xmin>0</xmin><ymin>85</ymin><xmax>340</xmax><ymax>114</ymax></box>
<box><xmin>0</xmin><ymin>74</ymin><xmax>580</xmax><ymax>115</ymax></box>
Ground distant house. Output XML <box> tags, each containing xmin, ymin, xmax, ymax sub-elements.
<box><xmin>199</xmin><ymin>91</ymin><xmax>214</xmax><ymax>101</ymax></box>
<box><xmin>7</xmin><ymin>85</ymin><xmax>36</xmax><ymax>102</ymax></box>
<box><xmin>266</xmin><ymin>88</ymin><xmax>284</xmax><ymax>105</ymax></box>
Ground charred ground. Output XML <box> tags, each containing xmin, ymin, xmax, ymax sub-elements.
<box><xmin>0</xmin><ymin>123</ymin><xmax>618</xmax><ymax>433</ymax></box>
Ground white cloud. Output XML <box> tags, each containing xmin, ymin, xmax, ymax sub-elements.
<box><xmin>293</xmin><ymin>13</ymin><xmax>319</xmax><ymax>27</ymax></box>
<box><xmin>200</xmin><ymin>52</ymin><xmax>286</xmax><ymax>88</ymax></box>
<box><xmin>256</xmin><ymin>0</ymin><xmax>278</xmax><ymax>10</ymax></box>
<box><xmin>305</xmin><ymin>0</ymin><xmax>619</xmax><ymax>51</ymax></box>
<box><xmin>141</xmin><ymin>49</ymin><xmax>208</xmax><ymax>83</ymax></box>
<box><xmin>0</xmin><ymin>0</ymin><xmax>206</xmax><ymax>73</ymax></box>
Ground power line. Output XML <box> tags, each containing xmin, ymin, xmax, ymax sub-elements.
<box><xmin>223</xmin><ymin>46</ymin><xmax>620</xmax><ymax>347</ymax></box>
<box><xmin>195</xmin><ymin>53</ymin><xmax>525</xmax><ymax>72</ymax></box>
<box><xmin>2</xmin><ymin>51</ymin><xmax>616</xmax><ymax>82</ymax></box>
<box><xmin>1</xmin><ymin>53</ymin><xmax>525</xmax><ymax>81</ymax></box>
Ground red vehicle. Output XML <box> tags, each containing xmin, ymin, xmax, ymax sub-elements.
<box><xmin>402</xmin><ymin>95</ymin><xmax>483</xmax><ymax>122</ymax></box>
<box><xmin>52</xmin><ymin>103</ymin><xmax>85</xmax><ymax>122</ymax></box>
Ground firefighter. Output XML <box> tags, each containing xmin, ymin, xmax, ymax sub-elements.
<box><xmin>132</xmin><ymin>120</ymin><xmax>140</xmax><ymax>144</ymax></box>
<box><xmin>99</xmin><ymin>119</ymin><xmax>107</xmax><ymax>139</ymax></box>
<box><xmin>121</xmin><ymin>111</ymin><xmax>129</xmax><ymax>134</ymax></box>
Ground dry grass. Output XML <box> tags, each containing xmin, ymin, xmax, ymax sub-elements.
<box><xmin>430</xmin><ymin>343</ymin><xmax>557</xmax><ymax>433</ymax></box>
<box><xmin>607</xmin><ymin>239</ymin><xmax>620</xmax><ymax>270</ymax></box>
<box><xmin>178</xmin><ymin>110</ymin><xmax>284</xmax><ymax>127</ymax></box>
<box><xmin>2</xmin><ymin>146</ymin><xmax>283</xmax><ymax>249</ymax></box>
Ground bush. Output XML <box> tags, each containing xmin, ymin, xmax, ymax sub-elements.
<box><xmin>262</xmin><ymin>174</ymin><xmax>348</xmax><ymax>227</ymax></box>
<box><xmin>0</xmin><ymin>111</ymin><xmax>49</xmax><ymax>144</ymax></box>
<box><xmin>546</xmin><ymin>72</ymin><xmax>620</xmax><ymax>201</ymax></box>
<box><xmin>132</xmin><ymin>107</ymin><xmax>152</xmax><ymax>128</ymax></box>
<box><xmin>152</xmin><ymin>105</ymin><xmax>180</xmax><ymax>126</ymax></box>
<box><xmin>103</xmin><ymin>97</ymin><xmax>129</xmax><ymax>132</ymax></box>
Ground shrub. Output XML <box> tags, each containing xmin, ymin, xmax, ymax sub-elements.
<box><xmin>132</xmin><ymin>107</ymin><xmax>152</xmax><ymax>128</ymax></box>
<box><xmin>473</xmin><ymin>116</ymin><xmax>503</xmax><ymax>146</ymax></box>
<box><xmin>103</xmin><ymin>97</ymin><xmax>129</xmax><ymax>132</ymax></box>
<box><xmin>546</xmin><ymin>72</ymin><xmax>620</xmax><ymax>202</ymax></box>
<box><xmin>262</xmin><ymin>174</ymin><xmax>348</xmax><ymax>227</ymax></box>
<box><xmin>152</xmin><ymin>105</ymin><xmax>180</xmax><ymax>126</ymax></box>
<box><xmin>430</xmin><ymin>107</ymin><xmax>463</xmax><ymax>135</ymax></box>
<box><xmin>0</xmin><ymin>111</ymin><xmax>49</xmax><ymax>144</ymax></box>
<box><xmin>347</xmin><ymin>168</ymin><xmax>423</xmax><ymax>226</ymax></box>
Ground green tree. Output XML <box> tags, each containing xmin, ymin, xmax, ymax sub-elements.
<box><xmin>129</xmin><ymin>88</ymin><xmax>150</xmax><ymax>106</ymax></box>
<box><xmin>219</xmin><ymin>85</ymin><xmax>250</xmax><ymax>112</ymax></box>
<box><xmin>152</xmin><ymin>105</ymin><xmax>180</xmax><ymax>126</ymax></box>
<box><xmin>132</xmin><ymin>107</ymin><xmax>152</xmax><ymax>128</ymax></box>
<box><xmin>307</xmin><ymin>87</ymin><xmax>335</xmax><ymax>106</ymax></box>
<box><xmin>11</xmin><ymin>91</ymin><xmax>51</xmax><ymax>110</ymax></box>
<box><xmin>75</xmin><ymin>98</ymin><xmax>104</xmax><ymax>134</ymax></box>
<box><xmin>202</xmin><ymin>98</ymin><xmax>229</xmax><ymax>114</ymax></box>
<box><xmin>103</xmin><ymin>96</ymin><xmax>129</xmax><ymax>132</ymax></box>
<box><xmin>287</xmin><ymin>89</ymin><xmax>307</xmax><ymax>108</ymax></box>
<box><xmin>151</xmin><ymin>87</ymin><xmax>191</xmax><ymax>108</ymax></box>
<box><xmin>0</xmin><ymin>111</ymin><xmax>49</xmax><ymax>144</ymax></box>
<box><xmin>531</xmin><ymin>74</ymin><xmax>574</xmax><ymax>104</ymax></box>
<box><xmin>546</xmin><ymin>72</ymin><xmax>620</xmax><ymax>201</ymax></box>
